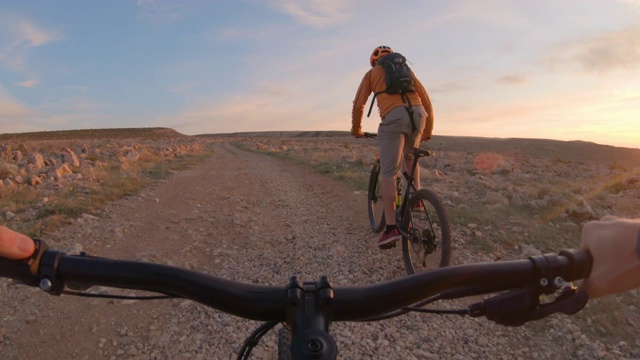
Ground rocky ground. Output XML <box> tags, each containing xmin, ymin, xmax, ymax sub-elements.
<box><xmin>1</xmin><ymin>132</ymin><xmax>640</xmax><ymax>359</ymax></box>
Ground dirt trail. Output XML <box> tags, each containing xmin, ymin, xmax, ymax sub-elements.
<box><xmin>1</xmin><ymin>141</ymin><xmax>408</xmax><ymax>359</ymax></box>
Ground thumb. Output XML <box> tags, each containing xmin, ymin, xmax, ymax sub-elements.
<box><xmin>0</xmin><ymin>226</ymin><xmax>36</xmax><ymax>260</ymax></box>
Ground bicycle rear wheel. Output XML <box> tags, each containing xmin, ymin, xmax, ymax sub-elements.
<box><xmin>367</xmin><ymin>161</ymin><xmax>385</xmax><ymax>233</ymax></box>
<box><xmin>401</xmin><ymin>189</ymin><xmax>451</xmax><ymax>274</ymax></box>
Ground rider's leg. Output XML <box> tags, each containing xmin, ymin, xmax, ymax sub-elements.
<box><xmin>404</xmin><ymin>106</ymin><xmax>427</xmax><ymax>192</ymax></box>
<box><xmin>378</xmin><ymin>108</ymin><xmax>407</xmax><ymax>237</ymax></box>
<box><xmin>381</xmin><ymin>176</ymin><xmax>397</xmax><ymax>227</ymax></box>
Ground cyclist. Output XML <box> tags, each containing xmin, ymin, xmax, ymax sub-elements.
<box><xmin>351</xmin><ymin>45</ymin><xmax>434</xmax><ymax>247</ymax></box>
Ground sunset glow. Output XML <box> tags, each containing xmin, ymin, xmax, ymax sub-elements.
<box><xmin>1</xmin><ymin>1</ymin><xmax>639</xmax><ymax>149</ymax></box>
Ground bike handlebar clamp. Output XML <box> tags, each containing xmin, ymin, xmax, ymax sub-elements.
<box><xmin>0</xmin><ymin>239</ymin><xmax>50</xmax><ymax>287</ymax></box>
<box><xmin>285</xmin><ymin>275</ymin><xmax>338</xmax><ymax>360</ymax></box>
<box><xmin>37</xmin><ymin>249</ymin><xmax>66</xmax><ymax>295</ymax></box>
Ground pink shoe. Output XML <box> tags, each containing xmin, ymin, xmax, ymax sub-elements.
<box><xmin>378</xmin><ymin>228</ymin><xmax>401</xmax><ymax>248</ymax></box>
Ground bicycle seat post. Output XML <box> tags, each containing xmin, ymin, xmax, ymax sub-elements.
<box><xmin>401</xmin><ymin>151</ymin><xmax>419</xmax><ymax>194</ymax></box>
<box><xmin>285</xmin><ymin>276</ymin><xmax>337</xmax><ymax>360</ymax></box>
<box><xmin>405</xmin><ymin>147</ymin><xmax>432</xmax><ymax>190</ymax></box>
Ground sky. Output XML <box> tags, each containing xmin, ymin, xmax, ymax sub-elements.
<box><xmin>1</xmin><ymin>0</ymin><xmax>639</xmax><ymax>149</ymax></box>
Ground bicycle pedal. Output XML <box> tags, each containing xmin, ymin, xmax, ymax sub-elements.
<box><xmin>378</xmin><ymin>242</ymin><xmax>396</xmax><ymax>250</ymax></box>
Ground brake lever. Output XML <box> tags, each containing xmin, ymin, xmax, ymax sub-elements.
<box><xmin>513</xmin><ymin>288</ymin><xmax>589</xmax><ymax>326</ymax></box>
<box><xmin>468</xmin><ymin>286</ymin><xmax>589</xmax><ymax>327</ymax></box>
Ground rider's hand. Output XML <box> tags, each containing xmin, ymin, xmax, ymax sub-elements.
<box><xmin>0</xmin><ymin>226</ymin><xmax>35</xmax><ymax>260</ymax></box>
<box><xmin>579</xmin><ymin>216</ymin><xmax>640</xmax><ymax>299</ymax></box>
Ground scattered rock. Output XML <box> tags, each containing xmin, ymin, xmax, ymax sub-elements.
<box><xmin>567</xmin><ymin>197</ymin><xmax>595</xmax><ymax>221</ymax></box>
<box><xmin>27</xmin><ymin>175</ymin><xmax>42</xmax><ymax>186</ymax></box>
<box><xmin>62</xmin><ymin>148</ymin><xmax>80</xmax><ymax>167</ymax></box>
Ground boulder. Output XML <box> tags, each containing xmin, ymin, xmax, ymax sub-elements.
<box><xmin>62</xmin><ymin>148</ymin><xmax>80</xmax><ymax>167</ymax></box>
<box><xmin>52</xmin><ymin>163</ymin><xmax>74</xmax><ymax>180</ymax></box>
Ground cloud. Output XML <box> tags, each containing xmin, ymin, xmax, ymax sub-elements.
<box><xmin>266</xmin><ymin>0</ymin><xmax>359</xmax><ymax>28</ymax></box>
<box><xmin>214</xmin><ymin>23</ymin><xmax>290</xmax><ymax>42</ymax></box>
<box><xmin>0</xmin><ymin>15</ymin><xmax>62</xmax><ymax>49</ymax></box>
<box><xmin>158</xmin><ymin>77</ymin><xmax>351</xmax><ymax>135</ymax></box>
<box><xmin>166</xmin><ymin>91</ymin><xmax>300</xmax><ymax>134</ymax></box>
<box><xmin>545</xmin><ymin>26</ymin><xmax>640</xmax><ymax>74</ymax></box>
<box><xmin>16</xmin><ymin>77</ymin><xmax>38</xmax><ymax>88</ymax></box>
<box><xmin>15</xmin><ymin>19</ymin><xmax>60</xmax><ymax>47</ymax></box>
<box><xmin>616</xmin><ymin>0</ymin><xmax>640</xmax><ymax>6</ymax></box>
<box><xmin>136</xmin><ymin>0</ymin><xmax>191</xmax><ymax>22</ymax></box>
<box><xmin>496</xmin><ymin>74</ymin><xmax>529</xmax><ymax>85</ymax></box>
<box><xmin>431</xmin><ymin>79</ymin><xmax>476</xmax><ymax>94</ymax></box>
<box><xmin>434</xmin><ymin>1</ymin><xmax>527</xmax><ymax>28</ymax></box>
<box><xmin>0</xmin><ymin>86</ymin><xmax>34</xmax><ymax>119</ymax></box>
<box><xmin>0</xmin><ymin>14</ymin><xmax>62</xmax><ymax>82</ymax></box>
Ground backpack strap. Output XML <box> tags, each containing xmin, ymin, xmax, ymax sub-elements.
<box><xmin>367</xmin><ymin>91</ymin><xmax>385</xmax><ymax>117</ymax></box>
<box><xmin>401</xmin><ymin>94</ymin><xmax>417</xmax><ymax>133</ymax></box>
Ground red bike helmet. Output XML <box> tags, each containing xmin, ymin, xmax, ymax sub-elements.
<box><xmin>370</xmin><ymin>45</ymin><xmax>393</xmax><ymax>67</ymax></box>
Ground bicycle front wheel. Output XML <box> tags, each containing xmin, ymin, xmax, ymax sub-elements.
<box><xmin>367</xmin><ymin>161</ymin><xmax>386</xmax><ymax>233</ymax></box>
<box><xmin>402</xmin><ymin>189</ymin><xmax>451</xmax><ymax>274</ymax></box>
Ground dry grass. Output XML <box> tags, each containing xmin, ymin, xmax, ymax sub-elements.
<box><xmin>0</xmin><ymin>127</ymin><xmax>185</xmax><ymax>142</ymax></box>
<box><xmin>233</xmin><ymin>140</ymin><xmax>373</xmax><ymax>191</ymax></box>
<box><xmin>228</xmin><ymin>135</ymin><xmax>640</xmax><ymax>348</ymax></box>
<box><xmin>1</xmin><ymin>128</ymin><xmax>212</xmax><ymax>237</ymax></box>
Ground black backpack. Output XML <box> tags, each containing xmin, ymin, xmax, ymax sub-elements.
<box><xmin>367</xmin><ymin>53</ymin><xmax>417</xmax><ymax>130</ymax></box>
<box><xmin>377</xmin><ymin>53</ymin><xmax>415</xmax><ymax>95</ymax></box>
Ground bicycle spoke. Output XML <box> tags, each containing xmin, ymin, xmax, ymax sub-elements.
<box><xmin>402</xmin><ymin>189</ymin><xmax>451</xmax><ymax>274</ymax></box>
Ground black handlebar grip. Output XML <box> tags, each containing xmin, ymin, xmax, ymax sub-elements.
<box><xmin>559</xmin><ymin>249</ymin><xmax>593</xmax><ymax>280</ymax></box>
<box><xmin>0</xmin><ymin>239</ymin><xmax>48</xmax><ymax>287</ymax></box>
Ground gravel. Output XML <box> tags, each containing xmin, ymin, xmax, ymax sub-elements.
<box><xmin>0</xmin><ymin>140</ymin><xmax>637</xmax><ymax>359</ymax></box>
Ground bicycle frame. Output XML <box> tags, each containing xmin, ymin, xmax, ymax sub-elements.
<box><xmin>395</xmin><ymin>147</ymin><xmax>433</xmax><ymax>236</ymax></box>
<box><xmin>1</xmin><ymin>239</ymin><xmax>592</xmax><ymax>360</ymax></box>
<box><xmin>363</xmin><ymin>133</ymin><xmax>450</xmax><ymax>272</ymax></box>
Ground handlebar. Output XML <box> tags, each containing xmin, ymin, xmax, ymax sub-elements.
<box><xmin>0</xmin><ymin>240</ymin><xmax>592</xmax><ymax>359</ymax></box>
<box><xmin>362</xmin><ymin>132</ymin><xmax>377</xmax><ymax>139</ymax></box>
<box><xmin>1</xmin><ymin>241</ymin><xmax>592</xmax><ymax>320</ymax></box>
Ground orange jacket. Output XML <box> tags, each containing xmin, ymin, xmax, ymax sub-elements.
<box><xmin>351</xmin><ymin>65</ymin><xmax>434</xmax><ymax>140</ymax></box>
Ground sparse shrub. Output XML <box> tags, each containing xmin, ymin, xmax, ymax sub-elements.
<box><xmin>0</xmin><ymin>132</ymin><xmax>212</xmax><ymax>237</ymax></box>
<box><xmin>606</xmin><ymin>180</ymin><xmax>627</xmax><ymax>194</ymax></box>
<box><xmin>608</xmin><ymin>162</ymin><xmax>627</xmax><ymax>172</ymax></box>
<box><xmin>0</xmin><ymin>160</ymin><xmax>18</xmax><ymax>179</ymax></box>
<box><xmin>16</xmin><ymin>143</ymin><xmax>28</xmax><ymax>153</ymax></box>
<box><xmin>553</xmin><ymin>156</ymin><xmax>571</xmax><ymax>164</ymax></box>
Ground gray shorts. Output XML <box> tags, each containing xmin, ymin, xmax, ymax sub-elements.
<box><xmin>378</xmin><ymin>105</ymin><xmax>427</xmax><ymax>178</ymax></box>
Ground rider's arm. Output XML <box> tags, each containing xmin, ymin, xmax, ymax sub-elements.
<box><xmin>579</xmin><ymin>216</ymin><xmax>640</xmax><ymax>299</ymax></box>
<box><xmin>351</xmin><ymin>70</ymin><xmax>373</xmax><ymax>137</ymax></box>
<box><xmin>0</xmin><ymin>226</ymin><xmax>35</xmax><ymax>260</ymax></box>
<box><xmin>412</xmin><ymin>72</ymin><xmax>434</xmax><ymax>141</ymax></box>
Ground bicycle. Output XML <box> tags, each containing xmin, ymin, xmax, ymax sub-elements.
<box><xmin>364</xmin><ymin>132</ymin><xmax>452</xmax><ymax>274</ymax></box>
<box><xmin>1</xmin><ymin>238</ymin><xmax>593</xmax><ymax>359</ymax></box>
